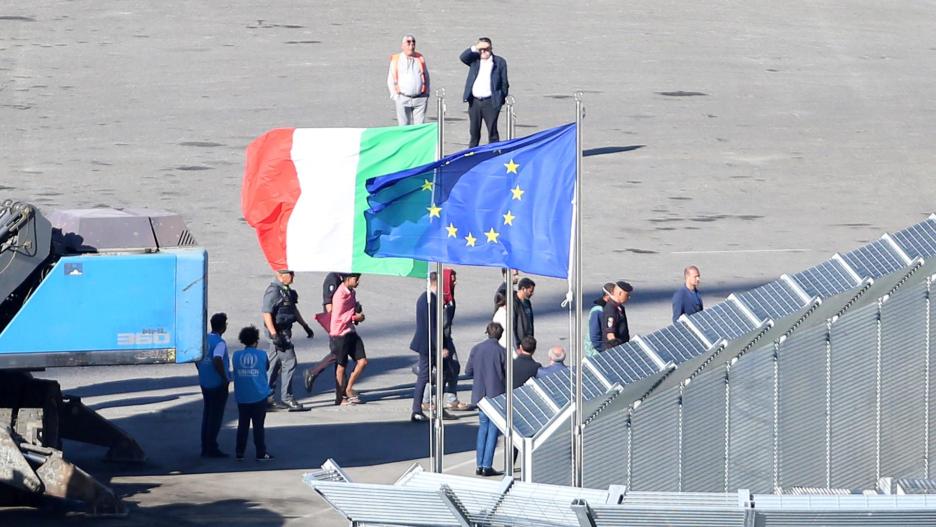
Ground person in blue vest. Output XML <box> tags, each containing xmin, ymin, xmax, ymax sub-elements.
<box><xmin>232</xmin><ymin>325</ymin><xmax>274</xmax><ymax>461</ymax></box>
<box><xmin>672</xmin><ymin>265</ymin><xmax>704</xmax><ymax>322</ymax></box>
<box><xmin>198</xmin><ymin>312</ymin><xmax>230</xmax><ymax>458</ymax></box>
<box><xmin>585</xmin><ymin>283</ymin><xmax>615</xmax><ymax>356</ymax></box>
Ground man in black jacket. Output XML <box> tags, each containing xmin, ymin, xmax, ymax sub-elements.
<box><xmin>512</xmin><ymin>277</ymin><xmax>535</xmax><ymax>348</ymax></box>
<box><xmin>460</xmin><ymin>37</ymin><xmax>509</xmax><ymax>148</ymax></box>
<box><xmin>512</xmin><ymin>336</ymin><xmax>541</xmax><ymax>389</ymax></box>
<box><xmin>465</xmin><ymin>322</ymin><xmax>507</xmax><ymax>476</ymax></box>
<box><xmin>409</xmin><ymin>272</ymin><xmax>456</xmax><ymax>422</ymax></box>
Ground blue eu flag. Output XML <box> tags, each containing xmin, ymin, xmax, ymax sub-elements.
<box><xmin>364</xmin><ymin>123</ymin><xmax>576</xmax><ymax>278</ymax></box>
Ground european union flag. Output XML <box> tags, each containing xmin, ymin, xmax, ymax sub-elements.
<box><xmin>364</xmin><ymin>123</ymin><xmax>576</xmax><ymax>278</ymax></box>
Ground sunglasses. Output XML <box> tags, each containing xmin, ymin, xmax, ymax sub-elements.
<box><xmin>478</xmin><ymin>47</ymin><xmax>491</xmax><ymax>53</ymax></box>
<box><xmin>404</xmin><ymin>39</ymin><xmax>415</xmax><ymax>44</ymax></box>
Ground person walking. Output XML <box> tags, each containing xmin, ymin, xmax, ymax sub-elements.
<box><xmin>328</xmin><ymin>273</ymin><xmax>368</xmax><ymax>405</ymax></box>
<box><xmin>585</xmin><ymin>283</ymin><xmax>614</xmax><ymax>356</ymax></box>
<box><xmin>672</xmin><ymin>265</ymin><xmax>703</xmax><ymax>322</ymax></box>
<box><xmin>512</xmin><ymin>277</ymin><xmax>535</xmax><ymax>348</ymax></box>
<box><xmin>387</xmin><ymin>34</ymin><xmax>430</xmax><ymax>125</ymax></box>
<box><xmin>465</xmin><ymin>322</ymin><xmax>506</xmax><ymax>477</ymax></box>
<box><xmin>460</xmin><ymin>37</ymin><xmax>509</xmax><ymax>147</ymax></box>
<box><xmin>232</xmin><ymin>326</ymin><xmax>273</xmax><ymax>461</ymax></box>
<box><xmin>602</xmin><ymin>280</ymin><xmax>633</xmax><ymax>350</ymax></box>
<box><xmin>261</xmin><ymin>270</ymin><xmax>314</xmax><ymax>411</ymax></box>
<box><xmin>198</xmin><ymin>312</ymin><xmax>230</xmax><ymax>458</ymax></box>
<box><xmin>410</xmin><ymin>272</ymin><xmax>457</xmax><ymax>422</ymax></box>
<box><xmin>303</xmin><ymin>272</ymin><xmax>343</xmax><ymax>393</ymax></box>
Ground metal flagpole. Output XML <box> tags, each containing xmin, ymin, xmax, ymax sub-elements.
<box><xmin>431</xmin><ymin>89</ymin><xmax>446</xmax><ymax>473</ymax></box>
<box><xmin>503</xmin><ymin>96</ymin><xmax>516</xmax><ymax>477</ymax></box>
<box><xmin>572</xmin><ymin>92</ymin><xmax>585</xmax><ymax>487</ymax></box>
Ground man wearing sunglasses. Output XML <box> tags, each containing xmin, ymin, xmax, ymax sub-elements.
<box><xmin>460</xmin><ymin>37</ymin><xmax>509</xmax><ymax>147</ymax></box>
<box><xmin>388</xmin><ymin>34</ymin><xmax>430</xmax><ymax>125</ymax></box>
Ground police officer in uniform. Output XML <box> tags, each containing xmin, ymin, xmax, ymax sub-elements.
<box><xmin>261</xmin><ymin>269</ymin><xmax>314</xmax><ymax>411</ymax></box>
<box><xmin>602</xmin><ymin>280</ymin><xmax>633</xmax><ymax>350</ymax></box>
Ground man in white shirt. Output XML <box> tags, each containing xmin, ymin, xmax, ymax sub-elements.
<box><xmin>387</xmin><ymin>34</ymin><xmax>430</xmax><ymax>125</ymax></box>
<box><xmin>460</xmin><ymin>37</ymin><xmax>509</xmax><ymax>147</ymax></box>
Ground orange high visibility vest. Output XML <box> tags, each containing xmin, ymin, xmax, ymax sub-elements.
<box><xmin>390</xmin><ymin>52</ymin><xmax>427</xmax><ymax>95</ymax></box>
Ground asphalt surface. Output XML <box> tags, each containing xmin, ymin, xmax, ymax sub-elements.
<box><xmin>2</xmin><ymin>0</ymin><xmax>936</xmax><ymax>525</ymax></box>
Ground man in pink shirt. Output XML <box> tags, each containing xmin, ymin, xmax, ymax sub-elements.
<box><xmin>329</xmin><ymin>273</ymin><xmax>367</xmax><ymax>405</ymax></box>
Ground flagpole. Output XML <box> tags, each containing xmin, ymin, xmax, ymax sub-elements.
<box><xmin>503</xmin><ymin>96</ymin><xmax>516</xmax><ymax>477</ymax></box>
<box><xmin>572</xmin><ymin>91</ymin><xmax>585</xmax><ymax>487</ymax></box>
<box><xmin>431</xmin><ymin>89</ymin><xmax>446</xmax><ymax>473</ymax></box>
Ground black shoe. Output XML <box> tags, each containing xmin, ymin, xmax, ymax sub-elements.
<box><xmin>475</xmin><ymin>467</ymin><xmax>483</xmax><ymax>476</ymax></box>
<box><xmin>256</xmin><ymin>452</ymin><xmax>274</xmax><ymax>461</ymax></box>
<box><xmin>480</xmin><ymin>467</ymin><xmax>503</xmax><ymax>477</ymax></box>
<box><xmin>284</xmin><ymin>399</ymin><xmax>305</xmax><ymax>412</ymax></box>
<box><xmin>235</xmin><ymin>453</ymin><xmax>245</xmax><ymax>461</ymax></box>
<box><xmin>201</xmin><ymin>450</ymin><xmax>229</xmax><ymax>459</ymax></box>
<box><xmin>303</xmin><ymin>369</ymin><xmax>319</xmax><ymax>393</ymax></box>
<box><xmin>411</xmin><ymin>412</ymin><xmax>429</xmax><ymax>422</ymax></box>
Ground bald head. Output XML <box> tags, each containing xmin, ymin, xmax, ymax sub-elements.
<box><xmin>548</xmin><ymin>346</ymin><xmax>566</xmax><ymax>364</ymax></box>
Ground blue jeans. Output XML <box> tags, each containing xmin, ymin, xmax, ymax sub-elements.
<box><xmin>476</xmin><ymin>410</ymin><xmax>500</xmax><ymax>469</ymax></box>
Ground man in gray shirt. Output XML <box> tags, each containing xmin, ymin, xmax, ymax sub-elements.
<box><xmin>387</xmin><ymin>34</ymin><xmax>430</xmax><ymax>125</ymax></box>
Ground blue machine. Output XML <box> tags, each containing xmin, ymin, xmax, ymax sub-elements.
<box><xmin>0</xmin><ymin>250</ymin><xmax>205</xmax><ymax>366</ymax></box>
<box><xmin>0</xmin><ymin>201</ymin><xmax>207</xmax><ymax>514</ymax></box>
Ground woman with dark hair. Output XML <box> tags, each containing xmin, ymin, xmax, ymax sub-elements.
<box><xmin>232</xmin><ymin>325</ymin><xmax>273</xmax><ymax>461</ymax></box>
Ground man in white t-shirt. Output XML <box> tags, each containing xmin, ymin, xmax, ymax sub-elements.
<box><xmin>459</xmin><ymin>37</ymin><xmax>509</xmax><ymax>147</ymax></box>
<box><xmin>387</xmin><ymin>34</ymin><xmax>430</xmax><ymax>125</ymax></box>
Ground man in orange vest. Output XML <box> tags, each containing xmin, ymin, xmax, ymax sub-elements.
<box><xmin>387</xmin><ymin>34</ymin><xmax>430</xmax><ymax>126</ymax></box>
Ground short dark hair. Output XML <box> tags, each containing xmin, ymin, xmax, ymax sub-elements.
<box><xmin>518</xmin><ymin>277</ymin><xmax>535</xmax><ymax>290</ymax></box>
<box><xmin>429</xmin><ymin>271</ymin><xmax>438</xmax><ymax>282</ymax></box>
<box><xmin>520</xmin><ymin>336</ymin><xmax>537</xmax><ymax>354</ymax></box>
<box><xmin>209</xmin><ymin>312</ymin><xmax>227</xmax><ymax>332</ymax></box>
<box><xmin>486</xmin><ymin>322</ymin><xmax>504</xmax><ymax>340</ymax></box>
<box><xmin>479</xmin><ymin>37</ymin><xmax>492</xmax><ymax>45</ymax></box>
<box><xmin>238</xmin><ymin>325</ymin><xmax>260</xmax><ymax>347</ymax></box>
<box><xmin>344</xmin><ymin>273</ymin><xmax>362</xmax><ymax>281</ymax></box>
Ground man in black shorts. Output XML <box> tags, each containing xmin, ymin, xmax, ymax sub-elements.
<box><xmin>328</xmin><ymin>273</ymin><xmax>367</xmax><ymax>405</ymax></box>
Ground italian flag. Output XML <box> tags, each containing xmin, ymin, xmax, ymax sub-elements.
<box><xmin>241</xmin><ymin>124</ymin><xmax>436</xmax><ymax>277</ymax></box>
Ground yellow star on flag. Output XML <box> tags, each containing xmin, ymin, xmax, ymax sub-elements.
<box><xmin>421</xmin><ymin>179</ymin><xmax>433</xmax><ymax>191</ymax></box>
<box><xmin>465</xmin><ymin>232</ymin><xmax>477</xmax><ymax>247</ymax></box>
<box><xmin>427</xmin><ymin>203</ymin><xmax>442</xmax><ymax>219</ymax></box>
<box><xmin>446</xmin><ymin>223</ymin><xmax>458</xmax><ymax>238</ymax></box>
<box><xmin>504</xmin><ymin>159</ymin><xmax>520</xmax><ymax>174</ymax></box>
<box><xmin>503</xmin><ymin>210</ymin><xmax>515</xmax><ymax>226</ymax></box>
<box><xmin>485</xmin><ymin>228</ymin><xmax>500</xmax><ymax>243</ymax></box>
<box><xmin>511</xmin><ymin>184</ymin><xmax>525</xmax><ymax>200</ymax></box>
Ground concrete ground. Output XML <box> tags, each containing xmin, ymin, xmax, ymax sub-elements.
<box><xmin>2</xmin><ymin>0</ymin><xmax>935</xmax><ymax>525</ymax></box>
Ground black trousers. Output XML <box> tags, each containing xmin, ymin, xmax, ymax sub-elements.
<box><xmin>200</xmin><ymin>384</ymin><xmax>228</xmax><ymax>454</ymax></box>
<box><xmin>235</xmin><ymin>400</ymin><xmax>267</xmax><ymax>457</ymax></box>
<box><xmin>468</xmin><ymin>98</ymin><xmax>500</xmax><ymax>147</ymax></box>
<box><xmin>412</xmin><ymin>353</ymin><xmax>432</xmax><ymax>414</ymax></box>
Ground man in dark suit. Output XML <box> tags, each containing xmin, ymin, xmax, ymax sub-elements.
<box><xmin>512</xmin><ymin>336</ymin><xmax>541</xmax><ymax>389</ymax></box>
<box><xmin>465</xmin><ymin>322</ymin><xmax>507</xmax><ymax>476</ymax></box>
<box><xmin>409</xmin><ymin>272</ymin><xmax>456</xmax><ymax>422</ymax></box>
<box><xmin>460</xmin><ymin>37</ymin><xmax>509</xmax><ymax>148</ymax></box>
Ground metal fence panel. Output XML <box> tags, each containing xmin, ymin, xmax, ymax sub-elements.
<box><xmin>778</xmin><ymin>324</ymin><xmax>830</xmax><ymax>489</ymax></box>
<box><xmin>531</xmin><ymin>416</ymin><xmax>573</xmax><ymax>487</ymax></box>
<box><xmin>930</xmin><ymin>279</ymin><xmax>935</xmax><ymax>479</ymax></box>
<box><xmin>829</xmin><ymin>301</ymin><xmax>879</xmax><ymax>489</ymax></box>
<box><xmin>880</xmin><ymin>282</ymin><xmax>928</xmax><ymax>479</ymax></box>
<box><xmin>630</xmin><ymin>385</ymin><xmax>681</xmax><ymax>491</ymax></box>
<box><xmin>583</xmin><ymin>407</ymin><xmax>630</xmax><ymax>490</ymax></box>
<box><xmin>728</xmin><ymin>343</ymin><xmax>776</xmax><ymax>493</ymax></box>
<box><xmin>681</xmin><ymin>364</ymin><xmax>728</xmax><ymax>492</ymax></box>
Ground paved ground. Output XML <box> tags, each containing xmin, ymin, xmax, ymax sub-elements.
<box><xmin>2</xmin><ymin>0</ymin><xmax>936</xmax><ymax>525</ymax></box>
